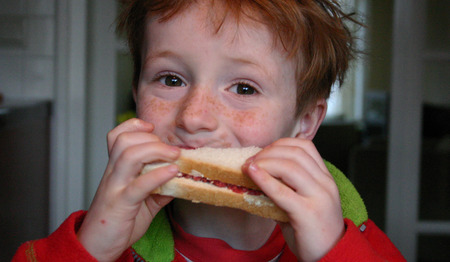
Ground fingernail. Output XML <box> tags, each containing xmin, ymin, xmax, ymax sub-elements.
<box><xmin>245</xmin><ymin>156</ymin><xmax>255</xmax><ymax>164</ymax></box>
<box><xmin>167</xmin><ymin>164</ymin><xmax>179</xmax><ymax>173</ymax></box>
<box><xmin>248</xmin><ymin>162</ymin><xmax>259</xmax><ymax>173</ymax></box>
<box><xmin>242</xmin><ymin>157</ymin><xmax>254</xmax><ymax>169</ymax></box>
<box><xmin>170</xmin><ymin>146</ymin><xmax>181</xmax><ymax>154</ymax></box>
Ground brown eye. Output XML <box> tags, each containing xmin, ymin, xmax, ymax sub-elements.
<box><xmin>236</xmin><ymin>83</ymin><xmax>256</xmax><ymax>95</ymax></box>
<box><xmin>161</xmin><ymin>75</ymin><xmax>185</xmax><ymax>87</ymax></box>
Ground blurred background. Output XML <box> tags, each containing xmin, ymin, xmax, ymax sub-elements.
<box><xmin>0</xmin><ymin>0</ymin><xmax>448</xmax><ymax>261</ymax></box>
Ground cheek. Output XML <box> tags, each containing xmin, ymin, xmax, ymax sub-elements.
<box><xmin>226</xmin><ymin>109</ymin><xmax>283</xmax><ymax>147</ymax></box>
<box><xmin>136</xmin><ymin>96</ymin><xmax>176</xmax><ymax>125</ymax></box>
<box><xmin>228</xmin><ymin>99</ymin><xmax>299</xmax><ymax>147</ymax></box>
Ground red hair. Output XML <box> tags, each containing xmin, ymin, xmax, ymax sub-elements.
<box><xmin>117</xmin><ymin>0</ymin><xmax>360</xmax><ymax>115</ymax></box>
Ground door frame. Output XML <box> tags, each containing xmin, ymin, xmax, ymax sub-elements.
<box><xmin>50</xmin><ymin>0</ymin><xmax>88</xmax><ymax>230</ymax></box>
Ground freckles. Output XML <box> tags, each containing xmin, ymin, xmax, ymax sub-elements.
<box><xmin>230</xmin><ymin>109</ymin><xmax>285</xmax><ymax>146</ymax></box>
<box><xmin>232</xmin><ymin>111</ymin><xmax>258</xmax><ymax>126</ymax></box>
<box><xmin>137</xmin><ymin>97</ymin><xmax>175</xmax><ymax>121</ymax></box>
<box><xmin>205</xmin><ymin>94</ymin><xmax>222</xmax><ymax>114</ymax></box>
<box><xmin>230</xmin><ymin>110</ymin><xmax>270</xmax><ymax>134</ymax></box>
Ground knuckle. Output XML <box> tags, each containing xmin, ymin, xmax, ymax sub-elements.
<box><xmin>107</xmin><ymin>129</ymin><xmax>115</xmax><ymax>141</ymax></box>
<box><xmin>118</xmin><ymin>146</ymin><xmax>137</xmax><ymax>163</ymax></box>
<box><xmin>289</xmin><ymin>146</ymin><xmax>307</xmax><ymax>160</ymax></box>
<box><xmin>127</xmin><ymin>117</ymin><xmax>142</xmax><ymax>127</ymax></box>
<box><xmin>291</xmin><ymin>146</ymin><xmax>305</xmax><ymax>155</ymax></box>
<box><xmin>273</xmin><ymin>137</ymin><xmax>293</xmax><ymax>145</ymax></box>
<box><xmin>116</xmin><ymin>132</ymin><xmax>134</xmax><ymax>146</ymax></box>
<box><xmin>323</xmin><ymin>178</ymin><xmax>340</xmax><ymax>198</ymax></box>
<box><xmin>299</xmin><ymin>138</ymin><xmax>314</xmax><ymax>148</ymax></box>
<box><xmin>128</xmin><ymin>118</ymin><xmax>154</xmax><ymax>132</ymax></box>
<box><xmin>107</xmin><ymin>129</ymin><xmax>118</xmax><ymax>147</ymax></box>
<box><xmin>276</xmin><ymin>186</ymin><xmax>292</xmax><ymax>200</ymax></box>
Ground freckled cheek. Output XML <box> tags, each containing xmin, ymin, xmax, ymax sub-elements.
<box><xmin>136</xmin><ymin>97</ymin><xmax>177</xmax><ymax>127</ymax></box>
<box><xmin>226</xmin><ymin>110</ymin><xmax>280</xmax><ymax>146</ymax></box>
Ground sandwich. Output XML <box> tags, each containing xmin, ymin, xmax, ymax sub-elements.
<box><xmin>141</xmin><ymin>147</ymin><xmax>289</xmax><ymax>222</ymax></box>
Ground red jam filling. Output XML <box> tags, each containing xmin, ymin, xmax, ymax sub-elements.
<box><xmin>180</xmin><ymin>173</ymin><xmax>263</xmax><ymax>196</ymax></box>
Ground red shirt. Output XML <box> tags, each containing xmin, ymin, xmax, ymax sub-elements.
<box><xmin>171</xmin><ymin>216</ymin><xmax>288</xmax><ymax>261</ymax></box>
<box><xmin>12</xmin><ymin>211</ymin><xmax>405</xmax><ymax>262</ymax></box>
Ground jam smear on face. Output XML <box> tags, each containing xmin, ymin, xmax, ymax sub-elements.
<box><xmin>180</xmin><ymin>173</ymin><xmax>263</xmax><ymax>196</ymax></box>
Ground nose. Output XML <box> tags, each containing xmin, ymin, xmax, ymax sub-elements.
<box><xmin>175</xmin><ymin>87</ymin><xmax>219</xmax><ymax>134</ymax></box>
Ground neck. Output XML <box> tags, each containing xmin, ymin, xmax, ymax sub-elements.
<box><xmin>171</xmin><ymin>199</ymin><xmax>277</xmax><ymax>250</ymax></box>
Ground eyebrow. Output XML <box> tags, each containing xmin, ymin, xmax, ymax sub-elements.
<box><xmin>142</xmin><ymin>50</ymin><xmax>183</xmax><ymax>67</ymax></box>
<box><xmin>232</xmin><ymin>57</ymin><xmax>263</xmax><ymax>70</ymax></box>
<box><xmin>229</xmin><ymin>56</ymin><xmax>275</xmax><ymax>85</ymax></box>
<box><xmin>142</xmin><ymin>49</ymin><xmax>274</xmax><ymax>84</ymax></box>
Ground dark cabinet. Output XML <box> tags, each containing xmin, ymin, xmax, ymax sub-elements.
<box><xmin>0</xmin><ymin>99</ymin><xmax>51</xmax><ymax>260</ymax></box>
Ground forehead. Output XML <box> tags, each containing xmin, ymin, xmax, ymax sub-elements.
<box><xmin>142</xmin><ymin>2</ymin><xmax>295</xmax><ymax>77</ymax></box>
<box><xmin>146</xmin><ymin>0</ymin><xmax>284</xmax><ymax>51</ymax></box>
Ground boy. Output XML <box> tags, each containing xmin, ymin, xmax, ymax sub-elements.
<box><xmin>14</xmin><ymin>0</ymin><xmax>405</xmax><ymax>261</ymax></box>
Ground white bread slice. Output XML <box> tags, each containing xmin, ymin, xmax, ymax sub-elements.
<box><xmin>141</xmin><ymin>147</ymin><xmax>289</xmax><ymax>222</ymax></box>
<box><xmin>152</xmin><ymin>176</ymin><xmax>289</xmax><ymax>222</ymax></box>
<box><xmin>176</xmin><ymin>147</ymin><xmax>262</xmax><ymax>190</ymax></box>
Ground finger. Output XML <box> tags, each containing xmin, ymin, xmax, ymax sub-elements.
<box><xmin>123</xmin><ymin>164</ymin><xmax>179</xmax><ymax>205</ymax></box>
<box><xmin>148</xmin><ymin>195</ymin><xmax>174</xmax><ymax>209</ymax></box>
<box><xmin>107</xmin><ymin>118</ymin><xmax>154</xmax><ymax>154</ymax></box>
<box><xmin>271</xmin><ymin>138</ymin><xmax>329</xmax><ymax>174</ymax></box>
<box><xmin>144</xmin><ymin>195</ymin><xmax>175</xmax><ymax>219</ymax></box>
<box><xmin>111</xmin><ymin>142</ymin><xmax>180</xmax><ymax>184</ymax></box>
<box><xmin>246</xmin><ymin>163</ymin><xmax>303</xmax><ymax>214</ymax></box>
<box><xmin>249</xmin><ymin>144</ymin><xmax>331</xmax><ymax>183</ymax></box>
<box><xmin>131</xmin><ymin>194</ymin><xmax>175</xmax><ymax>243</ymax></box>
<box><xmin>109</xmin><ymin>131</ymin><xmax>161</xmax><ymax>165</ymax></box>
<box><xmin>249</xmin><ymin>157</ymin><xmax>320</xmax><ymax>196</ymax></box>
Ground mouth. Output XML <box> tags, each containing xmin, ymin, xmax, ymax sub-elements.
<box><xmin>171</xmin><ymin>137</ymin><xmax>233</xmax><ymax>149</ymax></box>
<box><xmin>175</xmin><ymin>143</ymin><xmax>232</xmax><ymax>150</ymax></box>
<box><xmin>177</xmin><ymin>145</ymin><xmax>197</xmax><ymax>150</ymax></box>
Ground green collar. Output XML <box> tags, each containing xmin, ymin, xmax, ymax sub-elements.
<box><xmin>133</xmin><ymin>161</ymin><xmax>367</xmax><ymax>262</ymax></box>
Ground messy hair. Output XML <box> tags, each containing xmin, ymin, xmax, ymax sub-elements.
<box><xmin>117</xmin><ymin>0</ymin><xmax>361</xmax><ymax>115</ymax></box>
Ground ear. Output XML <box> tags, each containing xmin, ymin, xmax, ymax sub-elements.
<box><xmin>292</xmin><ymin>99</ymin><xmax>327</xmax><ymax>140</ymax></box>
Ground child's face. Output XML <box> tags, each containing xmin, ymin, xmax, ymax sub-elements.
<box><xmin>135</xmin><ymin>4</ymin><xmax>302</xmax><ymax>148</ymax></box>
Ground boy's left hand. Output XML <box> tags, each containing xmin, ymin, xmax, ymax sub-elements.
<box><xmin>244</xmin><ymin>138</ymin><xmax>344</xmax><ymax>261</ymax></box>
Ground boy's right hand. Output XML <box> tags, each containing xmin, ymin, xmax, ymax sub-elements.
<box><xmin>76</xmin><ymin>118</ymin><xmax>180</xmax><ymax>261</ymax></box>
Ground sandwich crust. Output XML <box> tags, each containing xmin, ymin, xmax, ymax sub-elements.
<box><xmin>153</xmin><ymin>176</ymin><xmax>289</xmax><ymax>222</ymax></box>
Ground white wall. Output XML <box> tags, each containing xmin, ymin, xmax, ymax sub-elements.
<box><xmin>0</xmin><ymin>0</ymin><xmax>89</xmax><ymax>231</ymax></box>
<box><xmin>0</xmin><ymin>0</ymin><xmax>56</xmax><ymax>100</ymax></box>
